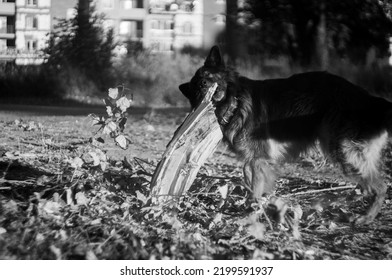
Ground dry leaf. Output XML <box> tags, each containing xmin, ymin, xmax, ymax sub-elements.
<box><xmin>218</xmin><ymin>185</ymin><xmax>228</xmax><ymax>199</ymax></box>
<box><xmin>252</xmin><ymin>249</ymin><xmax>274</xmax><ymax>260</ymax></box>
<box><xmin>75</xmin><ymin>192</ymin><xmax>89</xmax><ymax>205</ymax></box>
<box><xmin>50</xmin><ymin>245</ymin><xmax>62</xmax><ymax>260</ymax></box>
<box><xmin>89</xmin><ymin>151</ymin><xmax>101</xmax><ymax>166</ymax></box>
<box><xmin>103</xmin><ymin>121</ymin><xmax>117</xmax><ymax>135</ymax></box>
<box><xmin>248</xmin><ymin>221</ymin><xmax>265</xmax><ymax>241</ymax></box>
<box><xmin>90</xmin><ymin>218</ymin><xmax>102</xmax><ymax>225</ymax></box>
<box><xmin>35</xmin><ymin>233</ymin><xmax>45</xmax><ymax>243</ymax></box>
<box><xmin>136</xmin><ymin>191</ymin><xmax>148</xmax><ymax>204</ymax></box>
<box><xmin>4</xmin><ymin>200</ymin><xmax>18</xmax><ymax>214</ymax></box>
<box><xmin>0</xmin><ymin>227</ymin><xmax>7</xmax><ymax>235</ymax></box>
<box><xmin>42</xmin><ymin>201</ymin><xmax>62</xmax><ymax>214</ymax></box>
<box><xmin>106</xmin><ymin>106</ymin><xmax>113</xmax><ymax>116</ymax></box>
<box><xmin>116</xmin><ymin>96</ymin><xmax>131</xmax><ymax>113</ymax></box>
<box><xmin>100</xmin><ymin>161</ymin><xmax>108</xmax><ymax>171</ymax></box>
<box><xmin>108</xmin><ymin>87</ymin><xmax>119</xmax><ymax>99</ymax></box>
<box><xmin>86</xmin><ymin>250</ymin><xmax>98</xmax><ymax>260</ymax></box>
<box><xmin>115</xmin><ymin>135</ymin><xmax>128</xmax><ymax>149</ymax></box>
<box><xmin>70</xmin><ymin>157</ymin><xmax>84</xmax><ymax>169</ymax></box>
<box><xmin>36</xmin><ymin>175</ymin><xmax>51</xmax><ymax>186</ymax></box>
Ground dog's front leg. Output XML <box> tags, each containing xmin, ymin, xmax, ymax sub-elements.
<box><xmin>243</xmin><ymin>158</ymin><xmax>275</xmax><ymax>198</ymax></box>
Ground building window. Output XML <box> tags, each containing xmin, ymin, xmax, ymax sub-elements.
<box><xmin>102</xmin><ymin>0</ymin><xmax>114</xmax><ymax>9</ymax></box>
<box><xmin>151</xmin><ymin>41</ymin><xmax>172</xmax><ymax>52</ymax></box>
<box><xmin>26</xmin><ymin>16</ymin><xmax>38</xmax><ymax>29</ymax></box>
<box><xmin>183</xmin><ymin>22</ymin><xmax>192</xmax><ymax>34</ymax></box>
<box><xmin>26</xmin><ymin>40</ymin><xmax>37</xmax><ymax>51</ymax></box>
<box><xmin>119</xmin><ymin>20</ymin><xmax>142</xmax><ymax>38</ymax></box>
<box><xmin>122</xmin><ymin>0</ymin><xmax>132</xmax><ymax>9</ymax></box>
<box><xmin>0</xmin><ymin>39</ymin><xmax>6</xmax><ymax>51</ymax></box>
<box><xmin>27</xmin><ymin>0</ymin><xmax>38</xmax><ymax>6</ymax></box>
<box><xmin>122</xmin><ymin>0</ymin><xmax>143</xmax><ymax>9</ymax></box>
<box><xmin>0</xmin><ymin>16</ymin><xmax>6</xmax><ymax>34</ymax></box>
<box><xmin>214</xmin><ymin>14</ymin><xmax>226</xmax><ymax>25</ymax></box>
<box><xmin>150</xmin><ymin>20</ymin><xmax>158</xmax><ymax>29</ymax></box>
<box><xmin>151</xmin><ymin>20</ymin><xmax>173</xmax><ymax>30</ymax></box>
<box><xmin>164</xmin><ymin>20</ymin><xmax>172</xmax><ymax>30</ymax></box>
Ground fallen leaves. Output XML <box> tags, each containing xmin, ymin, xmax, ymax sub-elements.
<box><xmin>1</xmin><ymin>110</ymin><xmax>392</xmax><ymax>260</ymax></box>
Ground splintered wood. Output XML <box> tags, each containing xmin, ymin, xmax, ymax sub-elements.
<box><xmin>150</xmin><ymin>83</ymin><xmax>223</xmax><ymax>204</ymax></box>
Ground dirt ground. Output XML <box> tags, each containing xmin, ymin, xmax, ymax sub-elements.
<box><xmin>0</xmin><ymin>106</ymin><xmax>392</xmax><ymax>259</ymax></box>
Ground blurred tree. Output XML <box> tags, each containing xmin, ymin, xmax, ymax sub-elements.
<box><xmin>240</xmin><ymin>0</ymin><xmax>392</xmax><ymax>67</ymax></box>
<box><xmin>45</xmin><ymin>0</ymin><xmax>116</xmax><ymax>89</ymax></box>
<box><xmin>226</xmin><ymin>0</ymin><xmax>240</xmax><ymax>63</ymax></box>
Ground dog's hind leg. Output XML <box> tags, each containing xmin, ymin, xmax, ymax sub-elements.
<box><xmin>341</xmin><ymin>131</ymin><xmax>388</xmax><ymax>224</ymax></box>
<box><xmin>243</xmin><ymin>158</ymin><xmax>275</xmax><ymax>198</ymax></box>
<box><xmin>355</xmin><ymin>176</ymin><xmax>387</xmax><ymax>225</ymax></box>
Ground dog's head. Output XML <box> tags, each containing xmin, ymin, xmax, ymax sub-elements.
<box><xmin>179</xmin><ymin>46</ymin><xmax>229</xmax><ymax>109</ymax></box>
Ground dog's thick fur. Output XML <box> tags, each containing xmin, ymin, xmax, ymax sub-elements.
<box><xmin>179</xmin><ymin>46</ymin><xmax>392</xmax><ymax>225</ymax></box>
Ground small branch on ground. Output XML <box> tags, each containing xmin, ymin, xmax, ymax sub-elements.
<box><xmin>283</xmin><ymin>184</ymin><xmax>356</xmax><ymax>197</ymax></box>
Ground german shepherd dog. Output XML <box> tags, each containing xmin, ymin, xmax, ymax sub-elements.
<box><xmin>179</xmin><ymin>46</ymin><xmax>392</xmax><ymax>225</ymax></box>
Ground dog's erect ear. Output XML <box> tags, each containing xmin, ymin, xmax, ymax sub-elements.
<box><xmin>179</xmin><ymin>82</ymin><xmax>191</xmax><ymax>98</ymax></box>
<box><xmin>204</xmin><ymin>46</ymin><xmax>224</xmax><ymax>68</ymax></box>
<box><xmin>179</xmin><ymin>82</ymin><xmax>198</xmax><ymax>108</ymax></box>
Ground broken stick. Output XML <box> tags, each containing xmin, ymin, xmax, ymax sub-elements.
<box><xmin>150</xmin><ymin>83</ymin><xmax>223</xmax><ymax>204</ymax></box>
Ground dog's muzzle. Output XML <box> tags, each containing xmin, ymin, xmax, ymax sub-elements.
<box><xmin>217</xmin><ymin>97</ymin><xmax>238</xmax><ymax>126</ymax></box>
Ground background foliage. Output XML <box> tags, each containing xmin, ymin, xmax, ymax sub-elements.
<box><xmin>45</xmin><ymin>2</ymin><xmax>116</xmax><ymax>90</ymax></box>
<box><xmin>235</xmin><ymin>0</ymin><xmax>392</xmax><ymax>67</ymax></box>
<box><xmin>1</xmin><ymin>0</ymin><xmax>392</xmax><ymax>106</ymax></box>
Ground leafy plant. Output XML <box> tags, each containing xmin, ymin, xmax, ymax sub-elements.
<box><xmin>89</xmin><ymin>86</ymin><xmax>133</xmax><ymax>149</ymax></box>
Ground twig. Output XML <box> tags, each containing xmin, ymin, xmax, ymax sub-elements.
<box><xmin>283</xmin><ymin>185</ymin><xmax>356</xmax><ymax>197</ymax></box>
<box><xmin>0</xmin><ymin>178</ymin><xmax>35</xmax><ymax>186</ymax></box>
<box><xmin>197</xmin><ymin>174</ymin><xmax>236</xmax><ymax>180</ymax></box>
<box><xmin>1</xmin><ymin>160</ymin><xmax>13</xmax><ymax>180</ymax></box>
<box><xmin>262</xmin><ymin>207</ymin><xmax>274</xmax><ymax>230</ymax></box>
<box><xmin>133</xmin><ymin>157</ymin><xmax>151</xmax><ymax>174</ymax></box>
<box><xmin>136</xmin><ymin>170</ymin><xmax>153</xmax><ymax>178</ymax></box>
<box><xmin>134</xmin><ymin>157</ymin><xmax>156</xmax><ymax>168</ymax></box>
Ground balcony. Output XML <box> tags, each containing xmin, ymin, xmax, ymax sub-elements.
<box><xmin>149</xmin><ymin>29</ymin><xmax>174</xmax><ymax>38</ymax></box>
<box><xmin>0</xmin><ymin>2</ymin><xmax>16</xmax><ymax>16</ymax></box>
<box><xmin>0</xmin><ymin>25</ymin><xmax>15</xmax><ymax>39</ymax></box>
<box><xmin>149</xmin><ymin>1</ymin><xmax>196</xmax><ymax>14</ymax></box>
<box><xmin>0</xmin><ymin>47</ymin><xmax>16</xmax><ymax>61</ymax></box>
<box><xmin>0</xmin><ymin>47</ymin><xmax>46</xmax><ymax>64</ymax></box>
<box><xmin>120</xmin><ymin>29</ymin><xmax>143</xmax><ymax>40</ymax></box>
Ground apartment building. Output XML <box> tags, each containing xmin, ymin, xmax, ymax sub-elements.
<box><xmin>0</xmin><ymin>0</ymin><xmax>50</xmax><ymax>64</ymax></box>
<box><xmin>145</xmin><ymin>0</ymin><xmax>225</xmax><ymax>52</ymax></box>
<box><xmin>1</xmin><ymin>0</ymin><xmax>226</xmax><ymax>63</ymax></box>
<box><xmin>15</xmin><ymin>0</ymin><xmax>51</xmax><ymax>64</ymax></box>
<box><xmin>95</xmin><ymin>0</ymin><xmax>147</xmax><ymax>43</ymax></box>
<box><xmin>0</xmin><ymin>0</ymin><xmax>16</xmax><ymax>61</ymax></box>
<box><xmin>146</xmin><ymin>0</ymin><xmax>203</xmax><ymax>52</ymax></box>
